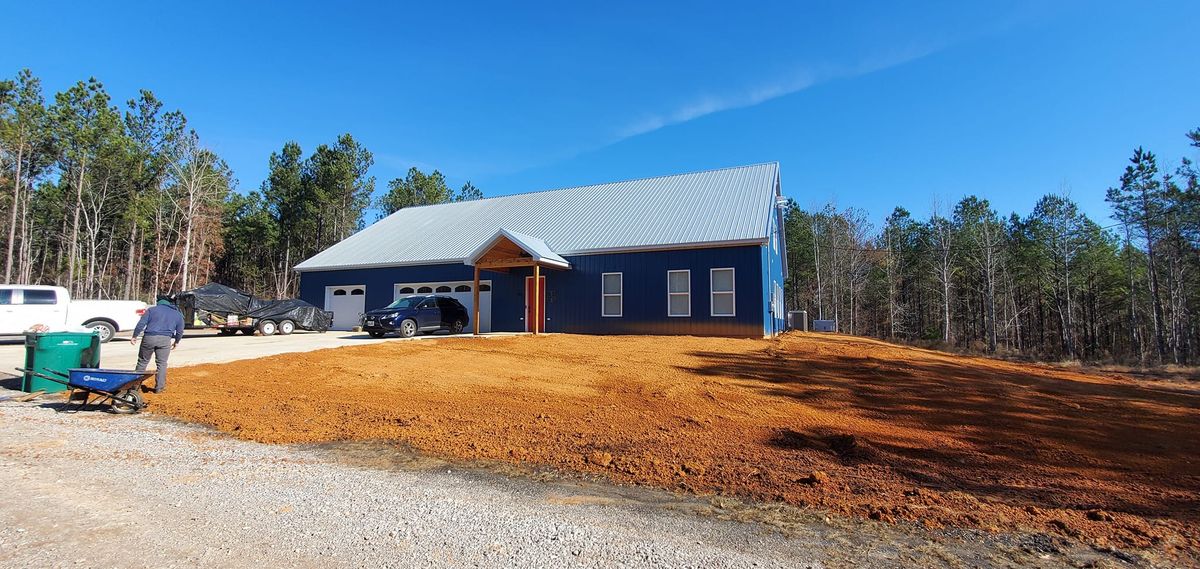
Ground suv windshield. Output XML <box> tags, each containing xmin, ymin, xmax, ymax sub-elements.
<box><xmin>384</xmin><ymin>297</ymin><xmax>424</xmax><ymax>310</ymax></box>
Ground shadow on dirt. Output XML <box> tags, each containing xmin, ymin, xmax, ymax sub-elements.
<box><xmin>681</xmin><ymin>335</ymin><xmax>1200</xmax><ymax>521</ymax></box>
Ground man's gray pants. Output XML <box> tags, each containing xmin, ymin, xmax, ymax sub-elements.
<box><xmin>135</xmin><ymin>335</ymin><xmax>173</xmax><ymax>391</ymax></box>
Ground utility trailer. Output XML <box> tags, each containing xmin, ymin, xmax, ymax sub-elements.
<box><xmin>178</xmin><ymin>283</ymin><xmax>333</xmax><ymax>336</ymax></box>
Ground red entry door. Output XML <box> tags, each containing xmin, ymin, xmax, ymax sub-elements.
<box><xmin>524</xmin><ymin>276</ymin><xmax>546</xmax><ymax>332</ymax></box>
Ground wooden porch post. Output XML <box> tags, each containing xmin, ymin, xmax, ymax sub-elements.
<box><xmin>533</xmin><ymin>263</ymin><xmax>541</xmax><ymax>335</ymax></box>
<box><xmin>472</xmin><ymin>265</ymin><xmax>481</xmax><ymax>335</ymax></box>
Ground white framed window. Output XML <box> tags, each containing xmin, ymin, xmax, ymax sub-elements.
<box><xmin>601</xmin><ymin>272</ymin><xmax>622</xmax><ymax>317</ymax></box>
<box><xmin>667</xmin><ymin>270</ymin><xmax>690</xmax><ymax>317</ymax></box>
<box><xmin>710</xmin><ymin>268</ymin><xmax>735</xmax><ymax>317</ymax></box>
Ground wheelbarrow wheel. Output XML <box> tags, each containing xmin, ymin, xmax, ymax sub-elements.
<box><xmin>111</xmin><ymin>389</ymin><xmax>144</xmax><ymax>414</ymax></box>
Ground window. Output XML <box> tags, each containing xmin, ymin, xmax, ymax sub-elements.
<box><xmin>479</xmin><ymin>284</ymin><xmax>491</xmax><ymax>292</ymax></box>
<box><xmin>454</xmin><ymin>285</ymin><xmax>471</xmax><ymax>292</ymax></box>
<box><xmin>385</xmin><ymin>297</ymin><xmax>422</xmax><ymax>309</ymax></box>
<box><xmin>417</xmin><ymin>286</ymin><xmax>433</xmax><ymax>293</ymax></box>
<box><xmin>601</xmin><ymin>272</ymin><xmax>622</xmax><ymax>317</ymax></box>
<box><xmin>435</xmin><ymin>285</ymin><xmax>451</xmax><ymax>293</ymax></box>
<box><xmin>351</xmin><ymin>288</ymin><xmax>364</xmax><ymax>295</ymax></box>
<box><xmin>333</xmin><ymin>289</ymin><xmax>347</xmax><ymax>296</ymax></box>
<box><xmin>710</xmin><ymin>268</ymin><xmax>735</xmax><ymax>317</ymax></box>
<box><xmin>22</xmin><ymin>289</ymin><xmax>58</xmax><ymax>305</ymax></box>
<box><xmin>398</xmin><ymin>287</ymin><xmax>414</xmax><ymax>294</ymax></box>
<box><xmin>417</xmin><ymin>299</ymin><xmax>435</xmax><ymax>309</ymax></box>
<box><xmin>0</xmin><ymin>289</ymin><xmax>11</xmax><ymax>305</ymax></box>
<box><xmin>667</xmin><ymin>270</ymin><xmax>690</xmax><ymax>317</ymax></box>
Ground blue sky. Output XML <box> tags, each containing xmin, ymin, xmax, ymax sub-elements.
<box><xmin>4</xmin><ymin>1</ymin><xmax>1197</xmax><ymax>226</ymax></box>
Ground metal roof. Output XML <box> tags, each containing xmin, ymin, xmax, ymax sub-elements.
<box><xmin>295</xmin><ymin>162</ymin><xmax>781</xmax><ymax>272</ymax></box>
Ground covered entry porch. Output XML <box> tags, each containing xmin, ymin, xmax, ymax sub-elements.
<box><xmin>465</xmin><ymin>229</ymin><xmax>570</xmax><ymax>335</ymax></box>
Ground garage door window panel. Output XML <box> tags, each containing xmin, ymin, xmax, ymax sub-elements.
<box><xmin>710</xmin><ymin>268</ymin><xmax>735</xmax><ymax>317</ymax></box>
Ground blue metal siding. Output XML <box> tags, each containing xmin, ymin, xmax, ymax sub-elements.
<box><xmin>541</xmin><ymin>245</ymin><xmax>764</xmax><ymax>336</ymax></box>
<box><xmin>761</xmin><ymin>209</ymin><xmax>787</xmax><ymax>336</ymax></box>
<box><xmin>298</xmin><ymin>263</ymin><xmax>526</xmax><ymax>328</ymax></box>
<box><xmin>299</xmin><ymin>245</ymin><xmax>767</xmax><ymax>336</ymax></box>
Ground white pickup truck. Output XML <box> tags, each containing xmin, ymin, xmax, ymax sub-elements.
<box><xmin>0</xmin><ymin>285</ymin><xmax>147</xmax><ymax>343</ymax></box>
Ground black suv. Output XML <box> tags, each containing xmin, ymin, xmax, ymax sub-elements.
<box><xmin>361</xmin><ymin>295</ymin><xmax>471</xmax><ymax>338</ymax></box>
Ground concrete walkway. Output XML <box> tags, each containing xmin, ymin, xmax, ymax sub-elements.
<box><xmin>0</xmin><ymin>329</ymin><xmax>518</xmax><ymax>373</ymax></box>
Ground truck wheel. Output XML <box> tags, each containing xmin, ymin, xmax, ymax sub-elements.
<box><xmin>84</xmin><ymin>320</ymin><xmax>117</xmax><ymax>343</ymax></box>
<box><xmin>257</xmin><ymin>320</ymin><xmax>278</xmax><ymax>336</ymax></box>
<box><xmin>278</xmin><ymin>320</ymin><xmax>295</xmax><ymax>335</ymax></box>
<box><xmin>398</xmin><ymin>319</ymin><xmax>417</xmax><ymax>338</ymax></box>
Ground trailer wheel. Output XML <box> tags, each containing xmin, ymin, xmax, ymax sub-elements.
<box><xmin>257</xmin><ymin>320</ymin><xmax>278</xmax><ymax>336</ymax></box>
<box><xmin>278</xmin><ymin>320</ymin><xmax>295</xmax><ymax>335</ymax></box>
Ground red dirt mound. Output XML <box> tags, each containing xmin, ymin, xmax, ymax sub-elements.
<box><xmin>151</xmin><ymin>333</ymin><xmax>1200</xmax><ymax>558</ymax></box>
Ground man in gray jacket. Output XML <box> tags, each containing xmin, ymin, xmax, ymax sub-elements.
<box><xmin>131</xmin><ymin>294</ymin><xmax>186</xmax><ymax>393</ymax></box>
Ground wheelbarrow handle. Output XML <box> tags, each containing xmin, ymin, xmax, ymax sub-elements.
<box><xmin>14</xmin><ymin>367</ymin><xmax>71</xmax><ymax>386</ymax></box>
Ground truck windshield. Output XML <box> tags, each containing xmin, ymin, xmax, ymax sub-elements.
<box><xmin>384</xmin><ymin>297</ymin><xmax>423</xmax><ymax>310</ymax></box>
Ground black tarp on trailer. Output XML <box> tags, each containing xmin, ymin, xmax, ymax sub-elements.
<box><xmin>244</xmin><ymin>299</ymin><xmax>333</xmax><ymax>332</ymax></box>
<box><xmin>177</xmin><ymin>283</ymin><xmax>254</xmax><ymax>315</ymax></box>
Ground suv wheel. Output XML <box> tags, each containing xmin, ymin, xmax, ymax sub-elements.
<box><xmin>450</xmin><ymin>319</ymin><xmax>465</xmax><ymax>334</ymax></box>
<box><xmin>398</xmin><ymin>319</ymin><xmax>417</xmax><ymax>338</ymax></box>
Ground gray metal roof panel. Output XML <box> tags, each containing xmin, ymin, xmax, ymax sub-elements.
<box><xmin>295</xmin><ymin>162</ymin><xmax>780</xmax><ymax>271</ymax></box>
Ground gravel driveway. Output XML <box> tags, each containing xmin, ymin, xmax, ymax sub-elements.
<box><xmin>0</xmin><ymin>399</ymin><xmax>1131</xmax><ymax>568</ymax></box>
<box><xmin>1</xmin><ymin>402</ymin><xmax>827</xmax><ymax>568</ymax></box>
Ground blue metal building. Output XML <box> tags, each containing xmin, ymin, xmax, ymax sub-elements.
<box><xmin>295</xmin><ymin>163</ymin><xmax>788</xmax><ymax>337</ymax></box>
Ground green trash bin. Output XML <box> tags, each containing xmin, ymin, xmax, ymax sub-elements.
<box><xmin>21</xmin><ymin>331</ymin><xmax>102</xmax><ymax>393</ymax></box>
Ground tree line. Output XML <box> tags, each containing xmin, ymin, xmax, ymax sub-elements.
<box><xmin>0</xmin><ymin>69</ymin><xmax>481</xmax><ymax>302</ymax></box>
<box><xmin>783</xmin><ymin>129</ymin><xmax>1200</xmax><ymax>365</ymax></box>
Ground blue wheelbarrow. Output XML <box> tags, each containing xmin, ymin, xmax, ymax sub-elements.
<box><xmin>16</xmin><ymin>367</ymin><xmax>153</xmax><ymax>414</ymax></box>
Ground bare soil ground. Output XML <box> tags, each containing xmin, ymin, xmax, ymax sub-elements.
<box><xmin>151</xmin><ymin>332</ymin><xmax>1200</xmax><ymax>563</ymax></box>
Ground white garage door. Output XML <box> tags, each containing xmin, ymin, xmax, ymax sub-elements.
<box><xmin>395</xmin><ymin>280</ymin><xmax>491</xmax><ymax>333</ymax></box>
<box><xmin>325</xmin><ymin>285</ymin><xmax>366</xmax><ymax>330</ymax></box>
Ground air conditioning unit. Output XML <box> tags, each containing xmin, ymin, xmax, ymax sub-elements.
<box><xmin>812</xmin><ymin>319</ymin><xmax>837</xmax><ymax>333</ymax></box>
